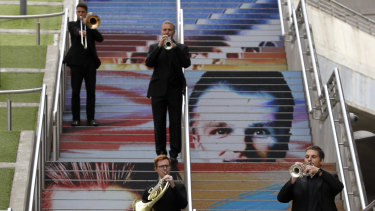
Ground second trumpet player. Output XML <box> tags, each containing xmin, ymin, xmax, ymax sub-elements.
<box><xmin>277</xmin><ymin>146</ymin><xmax>344</xmax><ymax>211</ymax></box>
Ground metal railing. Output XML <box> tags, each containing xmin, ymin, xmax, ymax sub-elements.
<box><xmin>176</xmin><ymin>1</ymin><xmax>193</xmax><ymax>210</ymax></box>
<box><xmin>307</xmin><ymin>0</ymin><xmax>375</xmax><ymax>36</ymax></box>
<box><xmin>0</xmin><ymin>85</ymin><xmax>48</xmax><ymax>211</ymax></box>
<box><xmin>51</xmin><ymin>8</ymin><xmax>69</xmax><ymax>161</ymax></box>
<box><xmin>280</xmin><ymin>0</ymin><xmax>373</xmax><ymax>210</ymax></box>
<box><xmin>25</xmin><ymin>84</ymin><xmax>48</xmax><ymax>211</ymax></box>
<box><xmin>0</xmin><ymin>87</ymin><xmax>43</xmax><ymax>131</ymax></box>
<box><xmin>279</xmin><ymin>0</ymin><xmax>323</xmax><ymax>113</ymax></box>
<box><xmin>324</xmin><ymin>68</ymin><xmax>371</xmax><ymax>211</ymax></box>
<box><xmin>0</xmin><ymin>11</ymin><xmax>65</xmax><ymax>45</ymax></box>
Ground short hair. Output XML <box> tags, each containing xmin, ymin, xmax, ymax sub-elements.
<box><xmin>77</xmin><ymin>2</ymin><xmax>88</xmax><ymax>11</ymax></box>
<box><xmin>162</xmin><ymin>20</ymin><xmax>175</xmax><ymax>31</ymax></box>
<box><xmin>305</xmin><ymin>145</ymin><xmax>325</xmax><ymax>160</ymax></box>
<box><xmin>154</xmin><ymin>155</ymin><xmax>171</xmax><ymax>168</ymax></box>
<box><xmin>189</xmin><ymin>71</ymin><xmax>295</xmax><ymax>160</ymax></box>
<box><xmin>189</xmin><ymin>71</ymin><xmax>294</xmax><ymax>128</ymax></box>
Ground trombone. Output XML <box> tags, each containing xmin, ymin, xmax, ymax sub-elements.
<box><xmin>80</xmin><ymin>12</ymin><xmax>101</xmax><ymax>49</ymax></box>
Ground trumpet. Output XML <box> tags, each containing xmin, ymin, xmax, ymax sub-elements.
<box><xmin>80</xmin><ymin>13</ymin><xmax>101</xmax><ymax>49</ymax></box>
<box><xmin>289</xmin><ymin>162</ymin><xmax>314</xmax><ymax>178</ymax></box>
<box><xmin>163</xmin><ymin>37</ymin><xmax>173</xmax><ymax>50</ymax></box>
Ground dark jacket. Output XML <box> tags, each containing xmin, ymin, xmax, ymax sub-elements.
<box><xmin>145</xmin><ymin>42</ymin><xmax>190</xmax><ymax>98</ymax></box>
<box><xmin>142</xmin><ymin>182</ymin><xmax>188</xmax><ymax>211</ymax></box>
<box><xmin>63</xmin><ymin>20</ymin><xmax>104</xmax><ymax>69</ymax></box>
<box><xmin>277</xmin><ymin>169</ymin><xmax>344</xmax><ymax>211</ymax></box>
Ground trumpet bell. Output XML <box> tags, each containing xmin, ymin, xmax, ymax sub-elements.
<box><xmin>289</xmin><ymin>162</ymin><xmax>314</xmax><ymax>178</ymax></box>
<box><xmin>289</xmin><ymin>164</ymin><xmax>303</xmax><ymax>178</ymax></box>
<box><xmin>86</xmin><ymin>14</ymin><xmax>100</xmax><ymax>29</ymax></box>
<box><xmin>163</xmin><ymin>37</ymin><xmax>173</xmax><ymax>50</ymax></box>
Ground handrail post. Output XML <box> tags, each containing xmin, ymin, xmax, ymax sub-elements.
<box><xmin>36</xmin><ymin>18</ymin><xmax>40</xmax><ymax>45</ymax></box>
<box><xmin>7</xmin><ymin>95</ymin><xmax>12</xmax><ymax>131</ymax></box>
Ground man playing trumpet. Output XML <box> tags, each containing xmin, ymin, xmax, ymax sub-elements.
<box><xmin>63</xmin><ymin>2</ymin><xmax>103</xmax><ymax>126</ymax></box>
<box><xmin>277</xmin><ymin>145</ymin><xmax>344</xmax><ymax>211</ymax></box>
<box><xmin>145</xmin><ymin>21</ymin><xmax>191</xmax><ymax>165</ymax></box>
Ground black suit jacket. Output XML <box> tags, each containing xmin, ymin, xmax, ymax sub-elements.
<box><xmin>277</xmin><ymin>169</ymin><xmax>344</xmax><ymax>211</ymax></box>
<box><xmin>64</xmin><ymin>20</ymin><xmax>104</xmax><ymax>69</ymax></box>
<box><xmin>145</xmin><ymin>42</ymin><xmax>190</xmax><ymax>98</ymax></box>
<box><xmin>142</xmin><ymin>182</ymin><xmax>188</xmax><ymax>211</ymax></box>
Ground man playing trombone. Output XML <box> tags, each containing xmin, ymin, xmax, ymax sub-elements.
<box><xmin>63</xmin><ymin>2</ymin><xmax>103</xmax><ymax>126</ymax></box>
<box><xmin>277</xmin><ymin>145</ymin><xmax>344</xmax><ymax>211</ymax></box>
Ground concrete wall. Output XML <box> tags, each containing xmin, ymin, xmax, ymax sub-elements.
<box><xmin>306</xmin><ymin>5</ymin><xmax>375</xmax><ymax>114</ymax></box>
<box><xmin>283</xmin><ymin>1</ymin><xmax>375</xmax><ymax>162</ymax></box>
<box><xmin>335</xmin><ymin>0</ymin><xmax>375</xmax><ymax>21</ymax></box>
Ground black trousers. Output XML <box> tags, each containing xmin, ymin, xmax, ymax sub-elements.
<box><xmin>151</xmin><ymin>88</ymin><xmax>183</xmax><ymax>158</ymax></box>
<box><xmin>70</xmin><ymin>64</ymin><xmax>97</xmax><ymax>121</ymax></box>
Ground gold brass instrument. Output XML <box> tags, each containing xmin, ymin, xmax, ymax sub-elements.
<box><xmin>80</xmin><ymin>13</ymin><xmax>101</xmax><ymax>49</ymax></box>
<box><xmin>289</xmin><ymin>162</ymin><xmax>314</xmax><ymax>178</ymax></box>
<box><xmin>86</xmin><ymin>12</ymin><xmax>100</xmax><ymax>29</ymax></box>
<box><xmin>163</xmin><ymin>37</ymin><xmax>173</xmax><ymax>50</ymax></box>
<box><xmin>133</xmin><ymin>179</ymin><xmax>170</xmax><ymax>211</ymax></box>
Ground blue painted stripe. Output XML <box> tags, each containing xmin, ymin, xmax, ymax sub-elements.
<box><xmin>210</xmin><ymin>13</ymin><xmax>280</xmax><ymax>19</ymax></box>
<box><xmin>95</xmin><ymin>13</ymin><xmax>208</xmax><ymax>19</ymax></box>
<box><xmin>87</xmin><ymin>0</ymin><xmax>276</xmax><ymax>3</ymax></box>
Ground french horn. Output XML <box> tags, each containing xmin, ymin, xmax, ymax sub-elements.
<box><xmin>133</xmin><ymin>179</ymin><xmax>170</xmax><ymax>211</ymax></box>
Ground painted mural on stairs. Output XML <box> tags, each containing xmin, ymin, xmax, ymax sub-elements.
<box><xmin>62</xmin><ymin>70</ymin><xmax>310</xmax><ymax>162</ymax></box>
<box><xmin>50</xmin><ymin>0</ymin><xmax>311</xmax><ymax>209</ymax></box>
<box><xmin>56</xmin><ymin>70</ymin><xmax>310</xmax><ymax>210</ymax></box>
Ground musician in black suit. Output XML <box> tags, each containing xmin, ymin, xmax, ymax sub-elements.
<box><xmin>63</xmin><ymin>2</ymin><xmax>103</xmax><ymax>126</ymax></box>
<box><xmin>145</xmin><ymin>21</ymin><xmax>191</xmax><ymax>164</ymax></box>
<box><xmin>277</xmin><ymin>145</ymin><xmax>344</xmax><ymax>211</ymax></box>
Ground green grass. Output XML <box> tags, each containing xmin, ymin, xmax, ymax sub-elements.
<box><xmin>0</xmin><ymin>33</ymin><xmax>54</xmax><ymax>46</ymax></box>
<box><xmin>4</xmin><ymin>0</ymin><xmax>61</xmax><ymax>1</ymax></box>
<box><xmin>0</xmin><ymin>5</ymin><xmax>62</xmax><ymax>30</ymax></box>
<box><xmin>0</xmin><ymin>131</ymin><xmax>19</xmax><ymax>162</ymax></box>
<box><xmin>0</xmin><ymin>107</ymin><xmax>38</xmax><ymax>130</ymax></box>
<box><xmin>0</xmin><ymin>46</ymin><xmax>47</xmax><ymax>68</ymax></box>
<box><xmin>0</xmin><ymin>72</ymin><xmax>44</xmax><ymax>102</ymax></box>
<box><xmin>0</xmin><ymin>168</ymin><xmax>14</xmax><ymax>210</ymax></box>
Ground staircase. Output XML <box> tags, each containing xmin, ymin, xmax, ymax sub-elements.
<box><xmin>42</xmin><ymin>0</ymin><xmax>314</xmax><ymax>210</ymax></box>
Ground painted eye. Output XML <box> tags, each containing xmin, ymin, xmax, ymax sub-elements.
<box><xmin>253</xmin><ymin>129</ymin><xmax>269</xmax><ymax>136</ymax></box>
<box><xmin>209</xmin><ymin>128</ymin><xmax>232</xmax><ymax>137</ymax></box>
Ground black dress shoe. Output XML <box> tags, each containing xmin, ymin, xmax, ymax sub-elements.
<box><xmin>71</xmin><ymin>120</ymin><xmax>80</xmax><ymax>126</ymax></box>
<box><xmin>88</xmin><ymin>119</ymin><xmax>99</xmax><ymax>126</ymax></box>
<box><xmin>170</xmin><ymin>157</ymin><xmax>178</xmax><ymax>166</ymax></box>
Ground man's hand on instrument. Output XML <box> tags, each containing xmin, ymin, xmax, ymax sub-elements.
<box><xmin>162</xmin><ymin>175</ymin><xmax>175</xmax><ymax>188</ymax></box>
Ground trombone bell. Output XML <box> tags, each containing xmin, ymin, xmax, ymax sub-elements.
<box><xmin>86</xmin><ymin>13</ymin><xmax>100</xmax><ymax>29</ymax></box>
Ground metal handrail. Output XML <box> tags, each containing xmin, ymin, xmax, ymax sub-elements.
<box><xmin>0</xmin><ymin>11</ymin><xmax>65</xmax><ymax>19</ymax></box>
<box><xmin>291</xmin><ymin>9</ymin><xmax>312</xmax><ymax>113</ymax></box>
<box><xmin>0</xmin><ymin>11</ymin><xmax>65</xmax><ymax>45</ymax></box>
<box><xmin>277</xmin><ymin>0</ymin><xmax>285</xmax><ymax>36</ymax></box>
<box><xmin>52</xmin><ymin>8</ymin><xmax>69</xmax><ymax>161</ymax></box>
<box><xmin>176</xmin><ymin>1</ymin><xmax>193</xmax><ymax>210</ymax></box>
<box><xmin>307</xmin><ymin>0</ymin><xmax>375</xmax><ymax>36</ymax></box>
<box><xmin>26</xmin><ymin>84</ymin><xmax>47</xmax><ymax>211</ymax></box>
<box><xmin>364</xmin><ymin>200</ymin><xmax>375</xmax><ymax>211</ymax></box>
<box><xmin>0</xmin><ymin>87</ymin><xmax>44</xmax><ymax>131</ymax></box>
<box><xmin>333</xmin><ymin>67</ymin><xmax>366</xmax><ymax>209</ymax></box>
<box><xmin>300</xmin><ymin>0</ymin><xmax>322</xmax><ymax>97</ymax></box>
<box><xmin>323</xmin><ymin>83</ymin><xmax>351</xmax><ymax>211</ymax></box>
